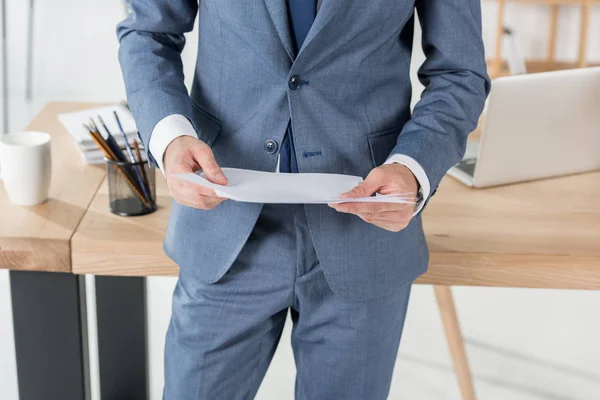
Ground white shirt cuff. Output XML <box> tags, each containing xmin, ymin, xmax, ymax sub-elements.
<box><xmin>149</xmin><ymin>114</ymin><xmax>197</xmax><ymax>175</ymax></box>
<box><xmin>384</xmin><ymin>154</ymin><xmax>431</xmax><ymax>216</ymax></box>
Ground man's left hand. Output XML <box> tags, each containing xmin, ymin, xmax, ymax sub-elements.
<box><xmin>329</xmin><ymin>164</ymin><xmax>418</xmax><ymax>232</ymax></box>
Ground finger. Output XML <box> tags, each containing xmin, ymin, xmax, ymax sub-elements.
<box><xmin>169</xmin><ymin>180</ymin><xmax>228</xmax><ymax>209</ymax></box>
<box><xmin>179</xmin><ymin>191</ymin><xmax>227</xmax><ymax>208</ymax></box>
<box><xmin>174</xmin><ymin>196</ymin><xmax>225</xmax><ymax>210</ymax></box>
<box><xmin>357</xmin><ymin>213</ymin><xmax>398</xmax><ymax>230</ymax></box>
<box><xmin>170</xmin><ymin>178</ymin><xmax>224</xmax><ymax>199</ymax></box>
<box><xmin>367</xmin><ymin>210</ymin><xmax>412</xmax><ymax>225</ymax></box>
<box><xmin>167</xmin><ymin>157</ymin><xmax>199</xmax><ymax>174</ymax></box>
<box><xmin>361</xmin><ymin>211</ymin><xmax>412</xmax><ymax>231</ymax></box>
<box><xmin>328</xmin><ymin>201</ymin><xmax>405</xmax><ymax>214</ymax></box>
<box><xmin>175</xmin><ymin>193</ymin><xmax>227</xmax><ymax>210</ymax></box>
<box><xmin>332</xmin><ymin>207</ymin><xmax>411</xmax><ymax>229</ymax></box>
<box><xmin>201</xmin><ymin>197</ymin><xmax>227</xmax><ymax>209</ymax></box>
<box><xmin>374</xmin><ymin>221</ymin><xmax>405</xmax><ymax>232</ymax></box>
<box><xmin>174</xmin><ymin>197</ymin><xmax>201</xmax><ymax>209</ymax></box>
<box><xmin>354</xmin><ymin>214</ymin><xmax>405</xmax><ymax>232</ymax></box>
<box><xmin>190</xmin><ymin>144</ymin><xmax>228</xmax><ymax>185</ymax></box>
<box><xmin>339</xmin><ymin>168</ymin><xmax>385</xmax><ymax>199</ymax></box>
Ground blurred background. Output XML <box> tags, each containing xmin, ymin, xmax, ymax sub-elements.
<box><xmin>1</xmin><ymin>0</ymin><xmax>600</xmax><ymax>399</ymax></box>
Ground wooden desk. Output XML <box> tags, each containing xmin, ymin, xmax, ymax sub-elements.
<box><xmin>0</xmin><ymin>103</ymin><xmax>146</xmax><ymax>400</ymax></box>
<box><xmin>421</xmin><ymin>171</ymin><xmax>600</xmax><ymax>289</ymax></box>
<box><xmin>73</xmin><ymin>170</ymin><xmax>174</xmax><ymax>276</ymax></box>
<box><xmin>73</xmin><ymin>169</ymin><xmax>600</xmax><ymax>290</ymax></box>
<box><xmin>6</xmin><ymin>103</ymin><xmax>600</xmax><ymax>400</ymax></box>
<box><xmin>1</xmin><ymin>102</ymin><xmax>105</xmax><ymax>272</ymax></box>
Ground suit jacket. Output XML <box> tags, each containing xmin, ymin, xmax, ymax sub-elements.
<box><xmin>117</xmin><ymin>0</ymin><xmax>490</xmax><ymax>301</ymax></box>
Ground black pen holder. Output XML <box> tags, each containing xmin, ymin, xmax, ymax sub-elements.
<box><xmin>105</xmin><ymin>158</ymin><xmax>157</xmax><ymax>216</ymax></box>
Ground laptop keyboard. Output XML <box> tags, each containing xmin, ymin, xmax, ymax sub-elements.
<box><xmin>455</xmin><ymin>158</ymin><xmax>477</xmax><ymax>177</ymax></box>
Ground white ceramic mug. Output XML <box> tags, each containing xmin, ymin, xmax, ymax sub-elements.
<box><xmin>0</xmin><ymin>131</ymin><xmax>52</xmax><ymax>206</ymax></box>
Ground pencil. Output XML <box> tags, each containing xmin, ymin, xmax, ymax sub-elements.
<box><xmin>87</xmin><ymin>126</ymin><xmax>136</xmax><ymax>187</ymax></box>
<box><xmin>96</xmin><ymin>115</ymin><xmax>125</xmax><ymax>161</ymax></box>
<box><xmin>87</xmin><ymin>124</ymin><xmax>119</xmax><ymax>161</ymax></box>
<box><xmin>84</xmin><ymin>124</ymin><xmax>151</xmax><ymax>208</ymax></box>
<box><xmin>92</xmin><ymin>131</ymin><xmax>150</xmax><ymax>207</ymax></box>
<box><xmin>89</xmin><ymin>119</ymin><xmax>134</xmax><ymax>184</ymax></box>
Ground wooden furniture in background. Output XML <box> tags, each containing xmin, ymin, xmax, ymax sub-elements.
<box><xmin>72</xmin><ymin>172</ymin><xmax>174</xmax><ymax>276</ymax></box>
<box><xmin>0</xmin><ymin>103</ymin><xmax>147</xmax><ymax>400</ymax></box>
<box><xmin>73</xmin><ymin>168</ymin><xmax>600</xmax><ymax>289</ymax></box>
<box><xmin>6</xmin><ymin>103</ymin><xmax>600</xmax><ymax>400</ymax></box>
<box><xmin>421</xmin><ymin>170</ymin><xmax>600</xmax><ymax>289</ymax></box>
<box><xmin>0</xmin><ymin>102</ymin><xmax>106</xmax><ymax>400</ymax></box>
<box><xmin>487</xmin><ymin>0</ymin><xmax>600</xmax><ymax>78</ymax></box>
<box><xmin>0</xmin><ymin>102</ymin><xmax>105</xmax><ymax>272</ymax></box>
<box><xmin>0</xmin><ymin>103</ymin><xmax>478</xmax><ymax>400</ymax></box>
<box><xmin>435</xmin><ymin>286</ymin><xmax>477</xmax><ymax>400</ymax></box>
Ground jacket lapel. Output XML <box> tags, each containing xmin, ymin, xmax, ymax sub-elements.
<box><xmin>298</xmin><ymin>0</ymin><xmax>345</xmax><ymax>57</ymax></box>
<box><xmin>264</xmin><ymin>0</ymin><xmax>346</xmax><ymax>62</ymax></box>
<box><xmin>263</xmin><ymin>0</ymin><xmax>295</xmax><ymax>60</ymax></box>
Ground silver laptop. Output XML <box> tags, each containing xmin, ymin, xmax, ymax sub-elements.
<box><xmin>448</xmin><ymin>67</ymin><xmax>600</xmax><ymax>188</ymax></box>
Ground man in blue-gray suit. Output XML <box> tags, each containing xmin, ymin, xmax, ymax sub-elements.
<box><xmin>118</xmin><ymin>0</ymin><xmax>489</xmax><ymax>398</ymax></box>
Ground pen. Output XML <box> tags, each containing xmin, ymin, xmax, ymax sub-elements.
<box><xmin>113</xmin><ymin>111</ymin><xmax>136</xmax><ymax>163</ymax></box>
<box><xmin>84</xmin><ymin>122</ymin><xmax>134</xmax><ymax>183</ymax></box>
<box><xmin>83</xmin><ymin>124</ymin><xmax>151</xmax><ymax>208</ymax></box>
<box><xmin>96</xmin><ymin>115</ymin><xmax>126</xmax><ymax>161</ymax></box>
<box><xmin>113</xmin><ymin>111</ymin><xmax>152</xmax><ymax>202</ymax></box>
<box><xmin>132</xmin><ymin>139</ymin><xmax>150</xmax><ymax>190</ymax></box>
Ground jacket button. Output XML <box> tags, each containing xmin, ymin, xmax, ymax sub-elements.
<box><xmin>264</xmin><ymin>139</ymin><xmax>278</xmax><ymax>154</ymax></box>
<box><xmin>288</xmin><ymin>75</ymin><xmax>301</xmax><ymax>90</ymax></box>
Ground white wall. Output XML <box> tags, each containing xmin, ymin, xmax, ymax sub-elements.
<box><xmin>2</xmin><ymin>1</ymin><xmax>600</xmax><ymax>399</ymax></box>
<box><xmin>481</xmin><ymin>3</ymin><xmax>600</xmax><ymax>63</ymax></box>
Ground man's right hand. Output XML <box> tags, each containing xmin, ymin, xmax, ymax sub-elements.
<box><xmin>163</xmin><ymin>136</ymin><xmax>228</xmax><ymax>210</ymax></box>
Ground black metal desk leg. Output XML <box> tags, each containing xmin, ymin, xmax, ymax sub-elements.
<box><xmin>95</xmin><ymin>276</ymin><xmax>148</xmax><ymax>400</ymax></box>
<box><xmin>10</xmin><ymin>271</ymin><xmax>89</xmax><ymax>400</ymax></box>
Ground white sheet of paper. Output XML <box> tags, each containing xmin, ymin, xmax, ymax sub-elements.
<box><xmin>57</xmin><ymin>104</ymin><xmax>138</xmax><ymax>149</ymax></box>
<box><xmin>174</xmin><ymin>168</ymin><xmax>415</xmax><ymax>204</ymax></box>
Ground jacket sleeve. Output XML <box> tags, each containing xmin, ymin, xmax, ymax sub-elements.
<box><xmin>388</xmin><ymin>0</ymin><xmax>491</xmax><ymax>197</ymax></box>
<box><xmin>116</xmin><ymin>0</ymin><xmax>198</xmax><ymax>164</ymax></box>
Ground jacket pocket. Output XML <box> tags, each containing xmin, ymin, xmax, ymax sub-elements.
<box><xmin>367</xmin><ymin>127</ymin><xmax>401</xmax><ymax>167</ymax></box>
<box><xmin>191</xmin><ymin>101</ymin><xmax>222</xmax><ymax>147</ymax></box>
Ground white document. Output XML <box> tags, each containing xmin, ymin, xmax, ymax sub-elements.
<box><xmin>175</xmin><ymin>168</ymin><xmax>416</xmax><ymax>204</ymax></box>
<box><xmin>57</xmin><ymin>104</ymin><xmax>138</xmax><ymax>150</ymax></box>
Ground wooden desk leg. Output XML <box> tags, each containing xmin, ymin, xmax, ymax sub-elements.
<box><xmin>10</xmin><ymin>271</ymin><xmax>89</xmax><ymax>400</ymax></box>
<box><xmin>434</xmin><ymin>285</ymin><xmax>477</xmax><ymax>400</ymax></box>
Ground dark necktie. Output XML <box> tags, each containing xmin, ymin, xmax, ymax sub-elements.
<box><xmin>280</xmin><ymin>0</ymin><xmax>317</xmax><ymax>173</ymax></box>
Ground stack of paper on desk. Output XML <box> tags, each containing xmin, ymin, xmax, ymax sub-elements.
<box><xmin>175</xmin><ymin>168</ymin><xmax>416</xmax><ymax>204</ymax></box>
<box><xmin>57</xmin><ymin>104</ymin><xmax>142</xmax><ymax>164</ymax></box>
<box><xmin>79</xmin><ymin>147</ymin><xmax>147</xmax><ymax>165</ymax></box>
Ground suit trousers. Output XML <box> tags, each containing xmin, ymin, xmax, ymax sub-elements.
<box><xmin>163</xmin><ymin>204</ymin><xmax>413</xmax><ymax>400</ymax></box>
